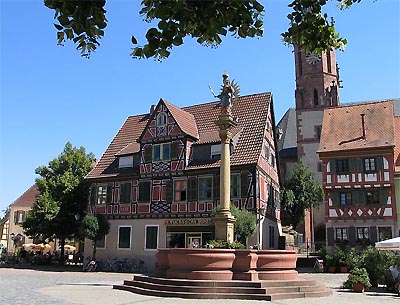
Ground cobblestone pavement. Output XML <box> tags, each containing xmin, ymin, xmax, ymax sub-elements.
<box><xmin>0</xmin><ymin>266</ymin><xmax>398</xmax><ymax>305</ymax></box>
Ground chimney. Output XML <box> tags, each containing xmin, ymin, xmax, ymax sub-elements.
<box><xmin>361</xmin><ymin>113</ymin><xmax>366</xmax><ymax>139</ymax></box>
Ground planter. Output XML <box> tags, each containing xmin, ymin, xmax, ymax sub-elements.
<box><xmin>328</xmin><ymin>266</ymin><xmax>337</xmax><ymax>273</ymax></box>
<box><xmin>339</xmin><ymin>266</ymin><xmax>349</xmax><ymax>273</ymax></box>
<box><xmin>256</xmin><ymin>250</ymin><xmax>298</xmax><ymax>280</ymax></box>
<box><xmin>353</xmin><ymin>282</ymin><xmax>365</xmax><ymax>293</ymax></box>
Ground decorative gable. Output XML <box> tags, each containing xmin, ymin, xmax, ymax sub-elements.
<box><xmin>139</xmin><ymin>99</ymin><xmax>198</xmax><ymax>143</ymax></box>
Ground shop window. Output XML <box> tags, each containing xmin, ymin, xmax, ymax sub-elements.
<box><xmin>145</xmin><ymin>225</ymin><xmax>158</xmax><ymax>250</ymax></box>
<box><xmin>118</xmin><ymin>226</ymin><xmax>131</xmax><ymax>249</ymax></box>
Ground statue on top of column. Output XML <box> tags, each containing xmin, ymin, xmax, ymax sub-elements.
<box><xmin>209</xmin><ymin>73</ymin><xmax>240</xmax><ymax>115</ymax></box>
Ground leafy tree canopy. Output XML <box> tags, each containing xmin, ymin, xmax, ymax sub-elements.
<box><xmin>280</xmin><ymin>162</ymin><xmax>323</xmax><ymax>229</ymax></box>
<box><xmin>44</xmin><ymin>0</ymin><xmax>362</xmax><ymax>59</ymax></box>
<box><xmin>80</xmin><ymin>213</ymin><xmax>110</xmax><ymax>259</ymax></box>
<box><xmin>22</xmin><ymin>142</ymin><xmax>95</xmax><ymax>259</ymax></box>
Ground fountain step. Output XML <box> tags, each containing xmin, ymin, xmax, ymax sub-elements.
<box><xmin>113</xmin><ymin>275</ymin><xmax>332</xmax><ymax>301</ymax></box>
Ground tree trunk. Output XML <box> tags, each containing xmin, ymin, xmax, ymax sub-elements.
<box><xmin>59</xmin><ymin>238</ymin><xmax>65</xmax><ymax>265</ymax></box>
<box><xmin>92</xmin><ymin>241</ymin><xmax>97</xmax><ymax>261</ymax></box>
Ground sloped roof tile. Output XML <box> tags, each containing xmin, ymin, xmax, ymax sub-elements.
<box><xmin>318</xmin><ymin>101</ymin><xmax>395</xmax><ymax>154</ymax></box>
<box><xmin>10</xmin><ymin>184</ymin><xmax>39</xmax><ymax>208</ymax></box>
<box><xmin>86</xmin><ymin>92</ymin><xmax>272</xmax><ymax>179</ymax></box>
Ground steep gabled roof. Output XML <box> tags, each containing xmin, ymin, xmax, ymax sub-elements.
<box><xmin>10</xmin><ymin>184</ymin><xmax>38</xmax><ymax>208</ymax></box>
<box><xmin>164</xmin><ymin>100</ymin><xmax>199</xmax><ymax>140</ymax></box>
<box><xmin>318</xmin><ymin>100</ymin><xmax>395</xmax><ymax>154</ymax></box>
<box><xmin>86</xmin><ymin>92</ymin><xmax>272</xmax><ymax>179</ymax></box>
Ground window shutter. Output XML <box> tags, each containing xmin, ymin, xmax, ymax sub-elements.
<box><xmin>144</xmin><ymin>146</ymin><xmax>152</xmax><ymax>162</ymax></box>
<box><xmin>187</xmin><ymin>177</ymin><xmax>197</xmax><ymax>201</ymax></box>
<box><xmin>332</xmin><ymin>192</ymin><xmax>339</xmax><ymax>206</ymax></box>
<box><xmin>90</xmin><ymin>186</ymin><xmax>96</xmax><ymax>205</ymax></box>
<box><xmin>349</xmin><ymin>159</ymin><xmax>356</xmax><ymax>173</ymax></box>
<box><xmin>330</xmin><ymin>161</ymin><xmax>336</xmax><ymax>173</ymax></box>
<box><xmin>376</xmin><ymin>156</ymin><xmax>384</xmax><ymax>170</ymax></box>
<box><xmin>170</xmin><ymin>142</ymin><xmax>179</xmax><ymax>160</ymax></box>
<box><xmin>352</xmin><ymin>190</ymin><xmax>360</xmax><ymax>205</ymax></box>
<box><xmin>241</xmin><ymin>172</ymin><xmax>249</xmax><ymax>199</ymax></box>
<box><xmin>348</xmin><ymin>226</ymin><xmax>356</xmax><ymax>245</ymax></box>
<box><xmin>379</xmin><ymin>189</ymin><xmax>387</xmax><ymax>204</ymax></box>
<box><xmin>21</xmin><ymin>211</ymin><xmax>26</xmax><ymax>222</ymax></box>
<box><xmin>166</xmin><ymin>180</ymin><xmax>173</xmax><ymax>202</ymax></box>
<box><xmin>14</xmin><ymin>211</ymin><xmax>18</xmax><ymax>224</ymax></box>
<box><xmin>106</xmin><ymin>186</ymin><xmax>113</xmax><ymax>204</ymax></box>
<box><xmin>359</xmin><ymin>191</ymin><xmax>366</xmax><ymax>205</ymax></box>
<box><xmin>327</xmin><ymin>227</ymin><xmax>334</xmax><ymax>246</ymax></box>
<box><xmin>370</xmin><ymin>226</ymin><xmax>377</xmax><ymax>243</ymax></box>
<box><xmin>356</xmin><ymin>158</ymin><xmax>363</xmax><ymax>172</ymax></box>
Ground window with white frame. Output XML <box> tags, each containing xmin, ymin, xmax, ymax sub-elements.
<box><xmin>211</xmin><ymin>144</ymin><xmax>221</xmax><ymax>159</ymax></box>
<box><xmin>14</xmin><ymin>210</ymin><xmax>25</xmax><ymax>224</ymax></box>
<box><xmin>198</xmin><ymin>176</ymin><xmax>213</xmax><ymax>201</ymax></box>
<box><xmin>230</xmin><ymin>173</ymin><xmax>240</xmax><ymax>198</ymax></box>
<box><xmin>118</xmin><ymin>226</ymin><xmax>132</xmax><ymax>249</ymax></box>
<box><xmin>335</xmin><ymin>228</ymin><xmax>348</xmax><ymax>241</ymax></box>
<box><xmin>174</xmin><ymin>179</ymin><xmax>187</xmax><ymax>202</ymax></box>
<box><xmin>97</xmin><ymin>185</ymin><xmax>112</xmax><ymax>204</ymax></box>
<box><xmin>364</xmin><ymin>157</ymin><xmax>376</xmax><ymax>173</ymax></box>
<box><xmin>119</xmin><ymin>155</ymin><xmax>133</xmax><ymax>168</ymax></box>
<box><xmin>153</xmin><ymin>143</ymin><xmax>170</xmax><ymax>161</ymax></box>
<box><xmin>357</xmin><ymin>227</ymin><xmax>369</xmax><ymax>240</ymax></box>
<box><xmin>145</xmin><ymin>225</ymin><xmax>159</xmax><ymax>250</ymax></box>
<box><xmin>156</xmin><ymin>112</ymin><xmax>167</xmax><ymax>126</ymax></box>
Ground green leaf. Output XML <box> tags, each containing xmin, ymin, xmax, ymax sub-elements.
<box><xmin>131</xmin><ymin>35</ymin><xmax>137</xmax><ymax>45</ymax></box>
<box><xmin>172</xmin><ymin>35</ymin><xmax>183</xmax><ymax>46</ymax></box>
<box><xmin>54</xmin><ymin>23</ymin><xmax>63</xmax><ymax>31</ymax></box>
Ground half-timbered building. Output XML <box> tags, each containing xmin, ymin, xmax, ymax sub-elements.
<box><xmin>317</xmin><ymin>100</ymin><xmax>400</xmax><ymax>253</ymax></box>
<box><xmin>85</xmin><ymin>93</ymin><xmax>281</xmax><ymax>270</ymax></box>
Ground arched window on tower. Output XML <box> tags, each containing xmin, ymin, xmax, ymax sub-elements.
<box><xmin>313</xmin><ymin>89</ymin><xmax>319</xmax><ymax>106</ymax></box>
<box><xmin>327</xmin><ymin>50</ymin><xmax>332</xmax><ymax>73</ymax></box>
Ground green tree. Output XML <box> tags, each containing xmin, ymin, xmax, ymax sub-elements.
<box><xmin>280</xmin><ymin>163</ymin><xmax>323</xmax><ymax>229</ymax></box>
<box><xmin>22</xmin><ymin>142</ymin><xmax>95</xmax><ymax>263</ymax></box>
<box><xmin>230</xmin><ymin>204</ymin><xmax>257</xmax><ymax>246</ymax></box>
<box><xmin>80</xmin><ymin>213</ymin><xmax>110</xmax><ymax>260</ymax></box>
<box><xmin>44</xmin><ymin>0</ymin><xmax>361</xmax><ymax>59</ymax></box>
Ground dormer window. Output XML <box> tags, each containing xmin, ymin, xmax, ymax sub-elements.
<box><xmin>156</xmin><ymin>112</ymin><xmax>167</xmax><ymax>126</ymax></box>
<box><xmin>119</xmin><ymin>155</ymin><xmax>133</xmax><ymax>168</ymax></box>
<box><xmin>211</xmin><ymin>144</ymin><xmax>221</xmax><ymax>159</ymax></box>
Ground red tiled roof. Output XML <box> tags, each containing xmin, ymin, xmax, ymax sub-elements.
<box><xmin>164</xmin><ymin>100</ymin><xmax>199</xmax><ymax>140</ymax></box>
<box><xmin>394</xmin><ymin>116</ymin><xmax>400</xmax><ymax>172</ymax></box>
<box><xmin>10</xmin><ymin>184</ymin><xmax>38</xmax><ymax>208</ymax></box>
<box><xmin>115</xmin><ymin>142</ymin><xmax>140</xmax><ymax>156</ymax></box>
<box><xmin>318</xmin><ymin>101</ymin><xmax>395</xmax><ymax>154</ymax></box>
<box><xmin>86</xmin><ymin>92</ymin><xmax>272</xmax><ymax>179</ymax></box>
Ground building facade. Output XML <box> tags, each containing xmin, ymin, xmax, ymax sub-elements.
<box><xmin>318</xmin><ymin>100</ymin><xmax>400</xmax><ymax>253</ymax></box>
<box><xmin>85</xmin><ymin>94</ymin><xmax>281</xmax><ymax>270</ymax></box>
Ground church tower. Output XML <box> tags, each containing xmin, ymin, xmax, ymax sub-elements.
<box><xmin>294</xmin><ymin>46</ymin><xmax>340</xmax><ymax>247</ymax></box>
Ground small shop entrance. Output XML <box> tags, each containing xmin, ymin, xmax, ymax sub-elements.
<box><xmin>166</xmin><ymin>226</ymin><xmax>212</xmax><ymax>248</ymax></box>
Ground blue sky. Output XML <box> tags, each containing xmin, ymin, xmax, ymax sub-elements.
<box><xmin>1</xmin><ymin>0</ymin><xmax>399</xmax><ymax>216</ymax></box>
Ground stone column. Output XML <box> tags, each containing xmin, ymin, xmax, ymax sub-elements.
<box><xmin>214</xmin><ymin>114</ymin><xmax>237</xmax><ymax>243</ymax></box>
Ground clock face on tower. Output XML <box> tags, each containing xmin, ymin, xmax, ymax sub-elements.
<box><xmin>305</xmin><ymin>52</ymin><xmax>322</xmax><ymax>64</ymax></box>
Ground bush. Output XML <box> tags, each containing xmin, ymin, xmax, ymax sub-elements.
<box><xmin>343</xmin><ymin>267</ymin><xmax>371</xmax><ymax>290</ymax></box>
<box><xmin>206</xmin><ymin>240</ymin><xmax>246</xmax><ymax>249</ymax></box>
